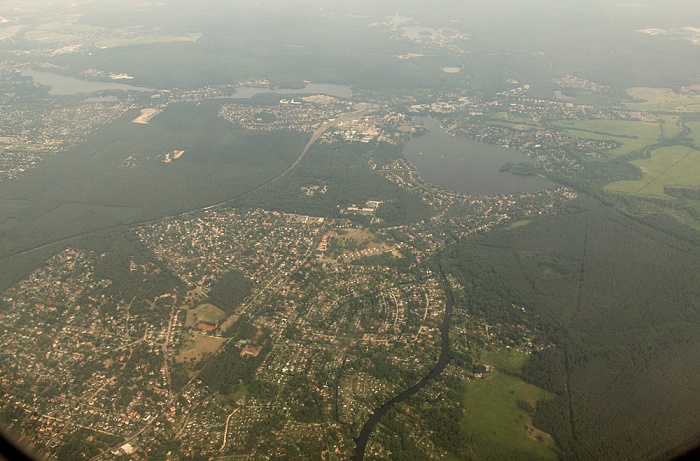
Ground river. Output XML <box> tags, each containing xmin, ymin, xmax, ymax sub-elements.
<box><xmin>404</xmin><ymin>117</ymin><xmax>557</xmax><ymax>195</ymax></box>
<box><xmin>352</xmin><ymin>256</ymin><xmax>455</xmax><ymax>460</ymax></box>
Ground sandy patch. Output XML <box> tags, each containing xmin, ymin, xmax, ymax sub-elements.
<box><xmin>0</xmin><ymin>25</ymin><xmax>24</xmax><ymax>41</ymax></box>
<box><xmin>442</xmin><ymin>67</ymin><xmax>461</xmax><ymax>73</ymax></box>
<box><xmin>395</xmin><ymin>52</ymin><xmax>425</xmax><ymax>59</ymax></box>
<box><xmin>175</xmin><ymin>333</ymin><xmax>226</xmax><ymax>364</ymax></box>
<box><xmin>132</xmin><ymin>108</ymin><xmax>162</xmax><ymax>124</ymax></box>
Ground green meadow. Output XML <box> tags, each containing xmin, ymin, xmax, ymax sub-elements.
<box><xmin>605</xmin><ymin>146</ymin><xmax>700</xmax><ymax>197</ymax></box>
<box><xmin>460</xmin><ymin>348</ymin><xmax>559</xmax><ymax>461</ymax></box>
<box><xmin>623</xmin><ymin>87</ymin><xmax>700</xmax><ymax>112</ymax></box>
<box><xmin>552</xmin><ymin>118</ymin><xmax>661</xmax><ymax>158</ymax></box>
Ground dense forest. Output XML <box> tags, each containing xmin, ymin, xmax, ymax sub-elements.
<box><xmin>207</xmin><ymin>270</ymin><xmax>253</xmax><ymax>314</ymax></box>
<box><xmin>235</xmin><ymin>141</ymin><xmax>435</xmax><ymax>226</ymax></box>
<box><xmin>199</xmin><ymin>316</ymin><xmax>271</xmax><ymax>395</ymax></box>
<box><xmin>442</xmin><ymin>196</ymin><xmax>700</xmax><ymax>460</ymax></box>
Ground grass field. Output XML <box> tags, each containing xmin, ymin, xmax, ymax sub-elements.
<box><xmin>175</xmin><ymin>333</ymin><xmax>226</xmax><ymax>364</ymax></box>
<box><xmin>489</xmin><ymin>112</ymin><xmax>543</xmax><ymax>130</ymax></box>
<box><xmin>605</xmin><ymin>146</ymin><xmax>700</xmax><ymax>197</ymax></box>
<box><xmin>329</xmin><ymin>229</ymin><xmax>390</xmax><ymax>256</ymax></box>
<box><xmin>658</xmin><ymin>114</ymin><xmax>685</xmax><ymax>139</ymax></box>
<box><xmin>480</xmin><ymin>347</ymin><xmax>530</xmax><ymax>374</ymax></box>
<box><xmin>507</xmin><ymin>219</ymin><xmax>533</xmax><ymax>231</ymax></box>
<box><xmin>686</xmin><ymin>122</ymin><xmax>700</xmax><ymax>145</ymax></box>
<box><xmin>461</xmin><ymin>349</ymin><xmax>558</xmax><ymax>461</ymax></box>
<box><xmin>218</xmin><ymin>314</ymin><xmax>240</xmax><ymax>333</ymax></box>
<box><xmin>186</xmin><ymin>303</ymin><xmax>227</xmax><ymax>327</ymax></box>
<box><xmin>552</xmin><ymin>119</ymin><xmax>661</xmax><ymax>158</ymax></box>
<box><xmin>623</xmin><ymin>87</ymin><xmax>700</xmax><ymax>112</ymax></box>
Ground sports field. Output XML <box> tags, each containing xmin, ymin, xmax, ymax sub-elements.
<box><xmin>186</xmin><ymin>303</ymin><xmax>227</xmax><ymax>327</ymax></box>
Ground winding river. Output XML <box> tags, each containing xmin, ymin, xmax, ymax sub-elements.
<box><xmin>352</xmin><ymin>255</ymin><xmax>455</xmax><ymax>460</ymax></box>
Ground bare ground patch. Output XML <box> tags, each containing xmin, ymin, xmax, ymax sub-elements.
<box><xmin>175</xmin><ymin>333</ymin><xmax>226</xmax><ymax>364</ymax></box>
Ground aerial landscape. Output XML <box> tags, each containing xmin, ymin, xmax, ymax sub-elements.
<box><xmin>1</xmin><ymin>1</ymin><xmax>700</xmax><ymax>460</ymax></box>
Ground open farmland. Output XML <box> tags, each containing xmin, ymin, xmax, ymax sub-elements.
<box><xmin>552</xmin><ymin>119</ymin><xmax>661</xmax><ymax>158</ymax></box>
<box><xmin>687</xmin><ymin>122</ymin><xmax>700</xmax><ymax>145</ymax></box>
<box><xmin>623</xmin><ymin>87</ymin><xmax>700</xmax><ymax>112</ymax></box>
<box><xmin>460</xmin><ymin>350</ymin><xmax>558</xmax><ymax>461</ymax></box>
<box><xmin>605</xmin><ymin>146</ymin><xmax>700</xmax><ymax>197</ymax></box>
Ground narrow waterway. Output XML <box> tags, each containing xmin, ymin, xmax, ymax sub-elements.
<box><xmin>352</xmin><ymin>256</ymin><xmax>455</xmax><ymax>460</ymax></box>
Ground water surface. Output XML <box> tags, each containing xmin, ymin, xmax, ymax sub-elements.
<box><xmin>403</xmin><ymin>117</ymin><xmax>557</xmax><ymax>195</ymax></box>
<box><xmin>21</xmin><ymin>68</ymin><xmax>150</xmax><ymax>95</ymax></box>
<box><xmin>230</xmin><ymin>83</ymin><xmax>352</xmax><ymax>100</ymax></box>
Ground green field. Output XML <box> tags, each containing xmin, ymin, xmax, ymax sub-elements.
<box><xmin>186</xmin><ymin>303</ymin><xmax>227</xmax><ymax>327</ymax></box>
<box><xmin>480</xmin><ymin>347</ymin><xmax>530</xmax><ymax>374</ymax></box>
<box><xmin>552</xmin><ymin>119</ymin><xmax>661</xmax><ymax>158</ymax></box>
<box><xmin>605</xmin><ymin>146</ymin><xmax>700</xmax><ymax>197</ymax></box>
<box><xmin>687</xmin><ymin>122</ymin><xmax>700</xmax><ymax>145</ymax></box>
<box><xmin>461</xmin><ymin>349</ymin><xmax>558</xmax><ymax>461</ymax></box>
<box><xmin>658</xmin><ymin>114</ymin><xmax>685</xmax><ymax>139</ymax></box>
<box><xmin>507</xmin><ymin>219</ymin><xmax>534</xmax><ymax>231</ymax></box>
<box><xmin>489</xmin><ymin>112</ymin><xmax>543</xmax><ymax>130</ymax></box>
<box><xmin>623</xmin><ymin>87</ymin><xmax>700</xmax><ymax>112</ymax></box>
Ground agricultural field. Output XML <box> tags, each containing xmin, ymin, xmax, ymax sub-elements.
<box><xmin>658</xmin><ymin>114</ymin><xmax>685</xmax><ymax>139</ymax></box>
<box><xmin>622</xmin><ymin>87</ymin><xmax>700</xmax><ymax>112</ymax></box>
<box><xmin>552</xmin><ymin>119</ymin><xmax>661</xmax><ymax>158</ymax></box>
<box><xmin>460</xmin><ymin>349</ymin><xmax>558</xmax><ymax>461</ymax></box>
<box><xmin>23</xmin><ymin>21</ymin><xmax>100</xmax><ymax>44</ymax></box>
<box><xmin>605</xmin><ymin>146</ymin><xmax>700</xmax><ymax>197</ymax></box>
<box><xmin>687</xmin><ymin>122</ymin><xmax>700</xmax><ymax>145</ymax></box>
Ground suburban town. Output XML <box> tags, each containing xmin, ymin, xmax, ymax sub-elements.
<box><xmin>0</xmin><ymin>22</ymin><xmax>683</xmax><ymax>459</ymax></box>
<box><xmin>1</xmin><ymin>58</ymin><xmax>653</xmax><ymax>459</ymax></box>
<box><xmin>0</xmin><ymin>153</ymin><xmax>571</xmax><ymax>460</ymax></box>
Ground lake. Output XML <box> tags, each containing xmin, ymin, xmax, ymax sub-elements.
<box><xmin>21</xmin><ymin>68</ymin><xmax>150</xmax><ymax>95</ymax></box>
<box><xmin>21</xmin><ymin>67</ymin><xmax>352</xmax><ymax>100</ymax></box>
<box><xmin>403</xmin><ymin>117</ymin><xmax>557</xmax><ymax>195</ymax></box>
<box><xmin>230</xmin><ymin>83</ymin><xmax>352</xmax><ymax>100</ymax></box>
